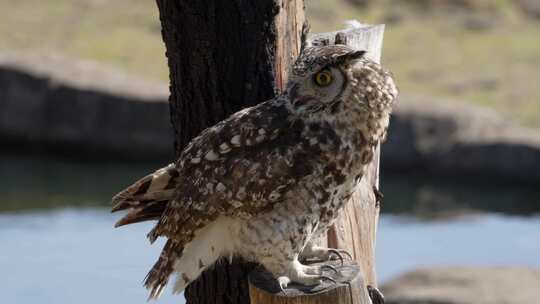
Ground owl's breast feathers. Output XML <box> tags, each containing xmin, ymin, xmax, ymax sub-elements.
<box><xmin>112</xmin><ymin>59</ymin><xmax>396</xmax><ymax>246</ymax></box>
<box><xmin>146</xmin><ymin>100</ymin><xmax>354</xmax><ymax>243</ymax></box>
<box><xmin>113</xmin><ymin>90</ymin><xmax>379</xmax><ymax>234</ymax></box>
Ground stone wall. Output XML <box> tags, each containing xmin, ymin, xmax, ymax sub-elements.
<box><xmin>0</xmin><ymin>53</ymin><xmax>173</xmax><ymax>160</ymax></box>
<box><xmin>382</xmin><ymin>267</ymin><xmax>540</xmax><ymax>304</ymax></box>
<box><xmin>384</xmin><ymin>94</ymin><xmax>540</xmax><ymax>183</ymax></box>
<box><xmin>1</xmin><ymin>53</ymin><xmax>539</xmax><ymax>182</ymax></box>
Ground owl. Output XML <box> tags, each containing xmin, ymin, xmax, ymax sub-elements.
<box><xmin>112</xmin><ymin>44</ymin><xmax>397</xmax><ymax>299</ymax></box>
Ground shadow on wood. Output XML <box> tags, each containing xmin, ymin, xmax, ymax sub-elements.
<box><xmin>249</xmin><ymin>261</ymin><xmax>372</xmax><ymax>304</ymax></box>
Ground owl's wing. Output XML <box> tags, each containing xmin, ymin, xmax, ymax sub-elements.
<box><xmin>146</xmin><ymin>99</ymin><xmax>318</xmax><ymax>243</ymax></box>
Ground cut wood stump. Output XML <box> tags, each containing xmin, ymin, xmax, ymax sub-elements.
<box><xmin>249</xmin><ymin>261</ymin><xmax>372</xmax><ymax>304</ymax></box>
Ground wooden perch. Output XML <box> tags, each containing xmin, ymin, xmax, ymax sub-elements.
<box><xmin>249</xmin><ymin>261</ymin><xmax>371</xmax><ymax>304</ymax></box>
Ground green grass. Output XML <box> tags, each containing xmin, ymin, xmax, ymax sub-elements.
<box><xmin>382</xmin><ymin>19</ymin><xmax>540</xmax><ymax>126</ymax></box>
<box><xmin>309</xmin><ymin>0</ymin><xmax>540</xmax><ymax>126</ymax></box>
<box><xmin>1</xmin><ymin>0</ymin><xmax>539</xmax><ymax>126</ymax></box>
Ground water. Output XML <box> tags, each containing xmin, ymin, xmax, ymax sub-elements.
<box><xmin>377</xmin><ymin>215</ymin><xmax>540</xmax><ymax>281</ymax></box>
<box><xmin>0</xmin><ymin>209</ymin><xmax>176</xmax><ymax>304</ymax></box>
<box><xmin>1</xmin><ymin>153</ymin><xmax>539</xmax><ymax>304</ymax></box>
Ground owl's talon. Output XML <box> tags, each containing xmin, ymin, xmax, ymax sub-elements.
<box><xmin>341</xmin><ymin>250</ymin><xmax>353</xmax><ymax>260</ymax></box>
<box><xmin>277</xmin><ymin>276</ymin><xmax>290</xmax><ymax>295</ymax></box>
<box><xmin>320</xmin><ymin>264</ymin><xmax>339</xmax><ymax>275</ymax></box>
<box><xmin>328</xmin><ymin>249</ymin><xmax>353</xmax><ymax>265</ymax></box>
<box><xmin>320</xmin><ymin>275</ymin><xmax>337</xmax><ymax>284</ymax></box>
<box><xmin>301</xmin><ymin>245</ymin><xmax>354</xmax><ymax>265</ymax></box>
<box><xmin>274</xmin><ymin>263</ymin><xmax>339</xmax><ymax>290</ymax></box>
<box><xmin>328</xmin><ymin>249</ymin><xmax>344</xmax><ymax>265</ymax></box>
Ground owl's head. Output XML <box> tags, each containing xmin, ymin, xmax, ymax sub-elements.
<box><xmin>285</xmin><ymin>45</ymin><xmax>397</xmax><ymax>119</ymax></box>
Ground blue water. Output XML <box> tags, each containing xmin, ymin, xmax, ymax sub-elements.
<box><xmin>1</xmin><ymin>209</ymin><xmax>539</xmax><ymax>304</ymax></box>
<box><xmin>1</xmin><ymin>153</ymin><xmax>539</xmax><ymax>303</ymax></box>
<box><xmin>377</xmin><ymin>215</ymin><xmax>540</xmax><ymax>280</ymax></box>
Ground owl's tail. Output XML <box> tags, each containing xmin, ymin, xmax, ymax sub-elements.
<box><xmin>111</xmin><ymin>163</ymin><xmax>178</xmax><ymax>227</ymax></box>
<box><xmin>144</xmin><ymin>239</ymin><xmax>183</xmax><ymax>300</ymax></box>
<box><xmin>145</xmin><ymin>218</ymin><xmax>235</xmax><ymax>299</ymax></box>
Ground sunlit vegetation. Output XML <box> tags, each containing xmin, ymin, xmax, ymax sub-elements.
<box><xmin>1</xmin><ymin>0</ymin><xmax>539</xmax><ymax>125</ymax></box>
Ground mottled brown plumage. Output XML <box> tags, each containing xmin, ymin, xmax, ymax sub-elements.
<box><xmin>112</xmin><ymin>44</ymin><xmax>397</xmax><ymax>299</ymax></box>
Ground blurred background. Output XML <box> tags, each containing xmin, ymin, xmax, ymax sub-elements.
<box><xmin>1</xmin><ymin>0</ymin><xmax>539</xmax><ymax>303</ymax></box>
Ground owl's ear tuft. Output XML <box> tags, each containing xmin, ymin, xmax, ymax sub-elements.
<box><xmin>341</xmin><ymin>50</ymin><xmax>366</xmax><ymax>61</ymax></box>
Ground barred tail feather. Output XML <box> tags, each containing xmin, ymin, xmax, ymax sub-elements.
<box><xmin>145</xmin><ymin>240</ymin><xmax>183</xmax><ymax>300</ymax></box>
<box><xmin>145</xmin><ymin>217</ymin><xmax>236</xmax><ymax>298</ymax></box>
<box><xmin>112</xmin><ymin>163</ymin><xmax>178</xmax><ymax>227</ymax></box>
<box><xmin>113</xmin><ymin>201</ymin><xmax>168</xmax><ymax>228</ymax></box>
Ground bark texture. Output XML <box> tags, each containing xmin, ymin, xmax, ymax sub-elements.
<box><xmin>155</xmin><ymin>1</ymin><xmax>305</xmax><ymax>303</ymax></box>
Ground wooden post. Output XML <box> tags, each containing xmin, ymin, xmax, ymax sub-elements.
<box><xmin>247</xmin><ymin>24</ymin><xmax>386</xmax><ymax>304</ymax></box>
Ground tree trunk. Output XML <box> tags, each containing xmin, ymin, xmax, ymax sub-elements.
<box><xmin>155</xmin><ymin>1</ymin><xmax>305</xmax><ymax>303</ymax></box>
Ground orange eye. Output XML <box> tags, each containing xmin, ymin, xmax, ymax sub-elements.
<box><xmin>314</xmin><ymin>69</ymin><xmax>333</xmax><ymax>87</ymax></box>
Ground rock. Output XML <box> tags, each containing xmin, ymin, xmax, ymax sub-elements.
<box><xmin>0</xmin><ymin>52</ymin><xmax>173</xmax><ymax>160</ymax></box>
<box><xmin>382</xmin><ymin>267</ymin><xmax>540</xmax><ymax>304</ymax></box>
<box><xmin>343</xmin><ymin>0</ymin><xmax>371</xmax><ymax>7</ymax></box>
<box><xmin>347</xmin><ymin>0</ymin><xmax>481</xmax><ymax>10</ymax></box>
<box><xmin>515</xmin><ymin>0</ymin><xmax>540</xmax><ymax>20</ymax></box>
<box><xmin>1</xmin><ymin>53</ymin><xmax>540</xmax><ymax>183</ymax></box>
<box><xmin>383</xmin><ymin>94</ymin><xmax>540</xmax><ymax>184</ymax></box>
<box><xmin>396</xmin><ymin>0</ymin><xmax>493</xmax><ymax>11</ymax></box>
<box><xmin>459</xmin><ymin>13</ymin><xmax>498</xmax><ymax>31</ymax></box>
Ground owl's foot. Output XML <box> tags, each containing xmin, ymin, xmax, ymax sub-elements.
<box><xmin>276</xmin><ymin>262</ymin><xmax>337</xmax><ymax>291</ymax></box>
<box><xmin>277</xmin><ymin>276</ymin><xmax>290</xmax><ymax>295</ymax></box>
<box><xmin>302</xmin><ymin>264</ymin><xmax>339</xmax><ymax>276</ymax></box>
<box><xmin>301</xmin><ymin>245</ymin><xmax>353</xmax><ymax>265</ymax></box>
<box><xmin>327</xmin><ymin>248</ymin><xmax>353</xmax><ymax>265</ymax></box>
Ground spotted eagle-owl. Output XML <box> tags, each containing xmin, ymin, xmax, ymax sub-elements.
<box><xmin>112</xmin><ymin>44</ymin><xmax>397</xmax><ymax>299</ymax></box>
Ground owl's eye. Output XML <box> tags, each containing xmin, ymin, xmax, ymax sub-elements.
<box><xmin>313</xmin><ymin>69</ymin><xmax>333</xmax><ymax>87</ymax></box>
